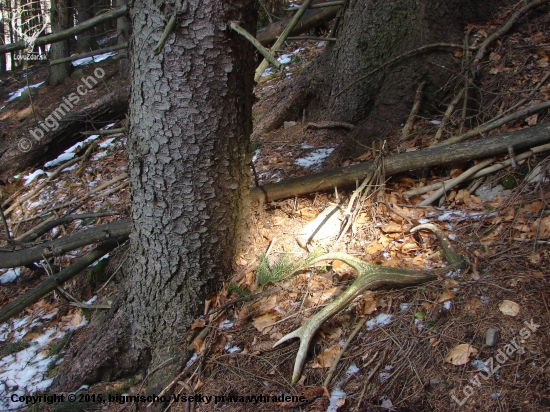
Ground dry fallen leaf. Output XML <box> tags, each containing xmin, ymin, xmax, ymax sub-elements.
<box><xmin>252</xmin><ymin>312</ymin><xmax>280</xmax><ymax>333</ymax></box>
<box><xmin>437</xmin><ymin>290</ymin><xmax>455</xmax><ymax>303</ymax></box>
<box><xmin>465</xmin><ymin>298</ymin><xmax>482</xmax><ymax>316</ymax></box>
<box><xmin>311</xmin><ymin>344</ymin><xmax>341</xmax><ymax>368</ymax></box>
<box><xmin>445</xmin><ymin>344</ymin><xmax>478</xmax><ymax>365</ymax></box>
<box><xmin>191</xmin><ymin>318</ymin><xmax>205</xmax><ymax>330</ymax></box>
<box><xmin>498</xmin><ymin>300</ymin><xmax>520</xmax><ymax>316</ymax></box>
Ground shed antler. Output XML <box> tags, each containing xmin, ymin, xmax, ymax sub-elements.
<box><xmin>273</xmin><ymin>223</ymin><xmax>467</xmax><ymax>384</ymax></box>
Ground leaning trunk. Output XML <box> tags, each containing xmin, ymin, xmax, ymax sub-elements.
<box><xmin>52</xmin><ymin>0</ymin><xmax>255</xmax><ymax>391</ymax></box>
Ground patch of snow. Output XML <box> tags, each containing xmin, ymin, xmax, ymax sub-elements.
<box><xmin>6</xmin><ymin>81</ymin><xmax>45</xmax><ymax>102</ymax></box>
<box><xmin>379</xmin><ymin>372</ymin><xmax>391</xmax><ymax>381</ymax></box>
<box><xmin>399</xmin><ymin>303</ymin><xmax>409</xmax><ymax>311</ymax></box>
<box><xmin>346</xmin><ymin>364</ymin><xmax>359</xmax><ymax>377</ymax></box>
<box><xmin>185</xmin><ymin>353</ymin><xmax>198</xmax><ymax>367</ymax></box>
<box><xmin>429</xmin><ymin>120</ymin><xmax>441</xmax><ymax>125</ymax></box>
<box><xmin>218</xmin><ymin>320</ymin><xmax>233</xmax><ymax>330</ymax></box>
<box><xmin>45</xmin><ymin>152</ymin><xmax>76</xmax><ymax>168</ymax></box>
<box><xmin>327</xmin><ymin>386</ymin><xmax>346</xmax><ymax>412</ymax></box>
<box><xmin>23</xmin><ymin>169</ymin><xmax>46</xmax><ymax>185</ymax></box>
<box><xmin>277</xmin><ymin>54</ymin><xmax>292</xmax><ymax>64</ymax></box>
<box><xmin>366</xmin><ymin>314</ymin><xmax>393</xmax><ymax>331</ymax></box>
<box><xmin>92</xmin><ymin>151</ymin><xmax>108</xmax><ymax>161</ymax></box>
<box><xmin>414</xmin><ymin>318</ymin><xmax>424</xmax><ymax>331</ymax></box>
<box><xmin>72</xmin><ymin>52</ymin><xmax>116</xmax><ymax>67</ymax></box>
<box><xmin>98</xmin><ymin>138</ymin><xmax>115</xmax><ymax>149</ymax></box>
<box><xmin>0</xmin><ymin>268</ymin><xmax>21</xmax><ymax>284</ymax></box>
<box><xmin>261</xmin><ymin>68</ymin><xmax>273</xmax><ymax>77</ymax></box>
<box><xmin>97</xmin><ymin>34</ymin><xmax>117</xmax><ymax>46</ymax></box>
<box><xmin>443</xmin><ymin>301</ymin><xmax>452</xmax><ymax>310</ymax></box>
<box><xmin>83</xmin><ymin>296</ymin><xmax>97</xmax><ymax>305</ymax></box>
<box><xmin>226</xmin><ymin>346</ymin><xmax>241</xmax><ymax>354</ymax></box>
<box><xmin>295</xmin><ymin>148</ymin><xmax>334</xmax><ymax>169</ymax></box>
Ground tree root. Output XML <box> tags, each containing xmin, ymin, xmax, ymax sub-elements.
<box><xmin>273</xmin><ymin>223</ymin><xmax>466</xmax><ymax>384</ymax></box>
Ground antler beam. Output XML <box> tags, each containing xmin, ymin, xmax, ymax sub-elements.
<box><xmin>273</xmin><ymin>223</ymin><xmax>467</xmax><ymax>384</ymax></box>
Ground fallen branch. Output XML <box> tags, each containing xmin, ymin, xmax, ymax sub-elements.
<box><xmin>80</xmin><ymin>128</ymin><xmax>125</xmax><ymax>136</ymax></box>
<box><xmin>0</xmin><ymin>6</ymin><xmax>128</xmax><ymax>54</ymax></box>
<box><xmin>16</xmin><ymin>211</ymin><xmax>121</xmax><ymax>243</ymax></box>
<box><xmin>402</xmin><ymin>81</ymin><xmax>426</xmax><ymax>138</ymax></box>
<box><xmin>403</xmin><ymin>142</ymin><xmax>550</xmax><ymax>197</ymax></box>
<box><xmin>306</xmin><ymin>121</ymin><xmax>354</xmax><ymax>130</ymax></box>
<box><xmin>273</xmin><ymin>223</ymin><xmax>466</xmax><ymax>384</ymax></box>
<box><xmin>250</xmin><ymin>122</ymin><xmax>550</xmax><ymax>203</ymax></box>
<box><xmin>472</xmin><ymin>0</ymin><xmax>550</xmax><ymax>73</ymax></box>
<box><xmin>256</xmin><ymin>6</ymin><xmax>339</xmax><ymax>46</ymax></box>
<box><xmin>419</xmin><ymin>157</ymin><xmax>495</xmax><ymax>206</ymax></box>
<box><xmin>0</xmin><ymin>237</ymin><xmax>126</xmax><ymax>324</ymax></box>
<box><xmin>432</xmin><ymin>100</ymin><xmax>550</xmax><ymax>147</ymax></box>
<box><xmin>434</xmin><ymin>89</ymin><xmax>464</xmax><ymax>142</ymax></box>
<box><xmin>230</xmin><ymin>22</ymin><xmax>282</xmax><ymax>70</ymax></box>
<box><xmin>0</xmin><ymin>219</ymin><xmax>131</xmax><ymax>268</ymax></box>
<box><xmin>255</xmin><ymin>0</ymin><xmax>314</xmax><ymax>81</ymax></box>
<box><xmin>50</xmin><ymin>43</ymin><xmax>128</xmax><ymax>66</ymax></box>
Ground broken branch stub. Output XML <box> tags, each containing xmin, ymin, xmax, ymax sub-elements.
<box><xmin>273</xmin><ymin>223</ymin><xmax>466</xmax><ymax>384</ymax></box>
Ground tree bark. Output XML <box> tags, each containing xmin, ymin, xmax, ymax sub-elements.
<box><xmin>52</xmin><ymin>0</ymin><xmax>256</xmax><ymax>392</ymax></box>
<box><xmin>254</xmin><ymin>0</ymin><xmax>503</xmax><ymax>152</ymax></box>
<box><xmin>48</xmin><ymin>0</ymin><xmax>71</xmax><ymax>86</ymax></box>
<box><xmin>116</xmin><ymin>0</ymin><xmax>130</xmax><ymax>78</ymax></box>
<box><xmin>74</xmin><ymin>0</ymin><xmax>99</xmax><ymax>53</ymax></box>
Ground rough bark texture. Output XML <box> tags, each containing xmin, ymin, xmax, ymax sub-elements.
<box><xmin>48</xmin><ymin>0</ymin><xmax>71</xmax><ymax>86</ymax></box>
<box><xmin>52</xmin><ymin>0</ymin><xmax>256</xmax><ymax>391</ymax></box>
<box><xmin>254</xmin><ymin>0</ymin><xmax>502</xmax><ymax>155</ymax></box>
<box><xmin>75</xmin><ymin>0</ymin><xmax>99</xmax><ymax>53</ymax></box>
<box><xmin>116</xmin><ymin>0</ymin><xmax>130</xmax><ymax>78</ymax></box>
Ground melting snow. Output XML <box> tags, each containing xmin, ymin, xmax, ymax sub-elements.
<box><xmin>366</xmin><ymin>314</ymin><xmax>393</xmax><ymax>331</ymax></box>
<box><xmin>327</xmin><ymin>386</ymin><xmax>346</xmax><ymax>412</ymax></box>
<box><xmin>23</xmin><ymin>169</ymin><xmax>46</xmax><ymax>186</ymax></box>
<box><xmin>72</xmin><ymin>52</ymin><xmax>116</xmax><ymax>67</ymax></box>
<box><xmin>218</xmin><ymin>320</ymin><xmax>233</xmax><ymax>330</ymax></box>
<box><xmin>295</xmin><ymin>148</ymin><xmax>334</xmax><ymax>169</ymax></box>
<box><xmin>44</xmin><ymin>152</ymin><xmax>76</xmax><ymax>168</ymax></box>
<box><xmin>346</xmin><ymin>364</ymin><xmax>359</xmax><ymax>377</ymax></box>
<box><xmin>0</xmin><ymin>268</ymin><xmax>21</xmax><ymax>284</ymax></box>
<box><xmin>6</xmin><ymin>82</ymin><xmax>45</xmax><ymax>102</ymax></box>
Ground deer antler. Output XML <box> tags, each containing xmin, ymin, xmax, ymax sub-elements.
<box><xmin>273</xmin><ymin>223</ymin><xmax>467</xmax><ymax>384</ymax></box>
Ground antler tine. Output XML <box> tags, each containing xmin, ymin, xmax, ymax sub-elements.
<box><xmin>273</xmin><ymin>223</ymin><xmax>466</xmax><ymax>384</ymax></box>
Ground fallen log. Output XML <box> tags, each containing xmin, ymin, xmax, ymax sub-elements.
<box><xmin>257</xmin><ymin>6</ymin><xmax>340</xmax><ymax>46</ymax></box>
<box><xmin>0</xmin><ymin>219</ymin><xmax>131</xmax><ymax>268</ymax></box>
<box><xmin>250</xmin><ymin>123</ymin><xmax>550</xmax><ymax>203</ymax></box>
<box><xmin>0</xmin><ymin>86</ymin><xmax>130</xmax><ymax>184</ymax></box>
<box><xmin>0</xmin><ymin>237</ymin><xmax>126</xmax><ymax>324</ymax></box>
<box><xmin>2</xmin><ymin>124</ymin><xmax>549</xmax><ymax>268</ymax></box>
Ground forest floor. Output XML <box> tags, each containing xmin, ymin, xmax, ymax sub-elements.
<box><xmin>1</xmin><ymin>4</ymin><xmax>550</xmax><ymax>411</ymax></box>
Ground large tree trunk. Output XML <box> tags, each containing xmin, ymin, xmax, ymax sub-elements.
<box><xmin>254</xmin><ymin>0</ymin><xmax>502</xmax><ymax>155</ymax></box>
<box><xmin>52</xmin><ymin>0</ymin><xmax>256</xmax><ymax>392</ymax></box>
<box><xmin>74</xmin><ymin>0</ymin><xmax>99</xmax><ymax>53</ymax></box>
<box><xmin>48</xmin><ymin>0</ymin><xmax>71</xmax><ymax>86</ymax></box>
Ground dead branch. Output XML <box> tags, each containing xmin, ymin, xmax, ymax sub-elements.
<box><xmin>0</xmin><ymin>237</ymin><xmax>126</xmax><ymax>324</ymax></box>
<box><xmin>434</xmin><ymin>89</ymin><xmax>464</xmax><ymax>142</ymax></box>
<box><xmin>404</xmin><ymin>142</ymin><xmax>550</xmax><ymax>197</ymax></box>
<box><xmin>255</xmin><ymin>0</ymin><xmax>314</xmax><ymax>81</ymax></box>
<box><xmin>50</xmin><ymin>43</ymin><xmax>128</xmax><ymax>66</ymax></box>
<box><xmin>402</xmin><ymin>81</ymin><xmax>426</xmax><ymax>138</ymax></box>
<box><xmin>419</xmin><ymin>157</ymin><xmax>495</xmax><ymax>206</ymax></box>
<box><xmin>256</xmin><ymin>6</ymin><xmax>340</xmax><ymax>46</ymax></box>
<box><xmin>16</xmin><ymin>211</ymin><xmax>121</xmax><ymax>243</ymax></box>
<box><xmin>0</xmin><ymin>6</ymin><xmax>128</xmax><ymax>54</ymax></box>
<box><xmin>0</xmin><ymin>218</ymin><xmax>131</xmax><ymax>268</ymax></box>
<box><xmin>273</xmin><ymin>223</ymin><xmax>466</xmax><ymax>384</ymax></box>
<box><xmin>250</xmin><ymin>122</ymin><xmax>550</xmax><ymax>203</ymax></box>
<box><xmin>306</xmin><ymin>121</ymin><xmax>355</xmax><ymax>131</ymax></box>
<box><xmin>230</xmin><ymin>22</ymin><xmax>282</xmax><ymax>70</ymax></box>
<box><xmin>432</xmin><ymin>100</ymin><xmax>550</xmax><ymax>147</ymax></box>
<box><xmin>472</xmin><ymin>0</ymin><xmax>550</xmax><ymax>73</ymax></box>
